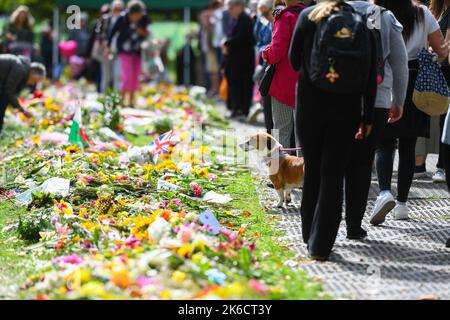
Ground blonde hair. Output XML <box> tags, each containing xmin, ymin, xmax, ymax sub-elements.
<box><xmin>308</xmin><ymin>0</ymin><xmax>345</xmax><ymax>24</ymax></box>
<box><xmin>10</xmin><ymin>5</ymin><xmax>34</xmax><ymax>27</ymax></box>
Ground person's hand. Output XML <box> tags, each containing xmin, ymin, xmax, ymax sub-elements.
<box><xmin>388</xmin><ymin>104</ymin><xmax>404</xmax><ymax>123</ymax></box>
<box><xmin>355</xmin><ymin>123</ymin><xmax>373</xmax><ymax>140</ymax></box>
<box><xmin>137</xmin><ymin>28</ymin><xmax>148</xmax><ymax>37</ymax></box>
<box><xmin>6</xmin><ymin>32</ymin><xmax>17</xmax><ymax>42</ymax></box>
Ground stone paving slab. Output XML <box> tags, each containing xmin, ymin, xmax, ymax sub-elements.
<box><xmin>230</xmin><ymin>118</ymin><xmax>450</xmax><ymax>300</ymax></box>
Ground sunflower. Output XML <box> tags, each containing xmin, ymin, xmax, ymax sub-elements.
<box><xmin>66</xmin><ymin>145</ymin><xmax>81</xmax><ymax>154</ymax></box>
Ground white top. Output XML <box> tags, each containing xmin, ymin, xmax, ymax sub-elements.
<box><xmin>406</xmin><ymin>5</ymin><xmax>440</xmax><ymax>61</ymax></box>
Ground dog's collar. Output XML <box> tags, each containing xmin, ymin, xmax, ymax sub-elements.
<box><xmin>263</xmin><ymin>146</ymin><xmax>287</xmax><ymax>164</ymax></box>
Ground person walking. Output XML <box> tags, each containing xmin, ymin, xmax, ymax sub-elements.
<box><xmin>222</xmin><ymin>0</ymin><xmax>255</xmax><ymax>119</ymax></box>
<box><xmin>0</xmin><ymin>54</ymin><xmax>45</xmax><ymax>133</ymax></box>
<box><xmin>343</xmin><ymin>0</ymin><xmax>409</xmax><ymax>239</ymax></box>
<box><xmin>253</xmin><ymin>0</ymin><xmax>275</xmax><ymax>132</ymax></box>
<box><xmin>262</xmin><ymin>0</ymin><xmax>306</xmax><ymax>150</ymax></box>
<box><xmin>108</xmin><ymin>0</ymin><xmax>149</xmax><ymax>108</ymax></box>
<box><xmin>289</xmin><ymin>0</ymin><xmax>378</xmax><ymax>259</ymax></box>
<box><xmin>370</xmin><ymin>0</ymin><xmax>449</xmax><ymax>224</ymax></box>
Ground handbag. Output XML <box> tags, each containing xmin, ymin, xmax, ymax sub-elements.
<box><xmin>413</xmin><ymin>48</ymin><xmax>450</xmax><ymax>116</ymax></box>
<box><xmin>259</xmin><ymin>64</ymin><xmax>276</xmax><ymax>97</ymax></box>
<box><xmin>220</xmin><ymin>76</ymin><xmax>228</xmax><ymax>101</ymax></box>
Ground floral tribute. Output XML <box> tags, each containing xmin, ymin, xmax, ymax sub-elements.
<box><xmin>0</xmin><ymin>82</ymin><xmax>323</xmax><ymax>300</ymax></box>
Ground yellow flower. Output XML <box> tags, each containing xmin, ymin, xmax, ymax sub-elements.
<box><xmin>177</xmin><ymin>244</ymin><xmax>195</xmax><ymax>257</ymax></box>
<box><xmin>66</xmin><ymin>145</ymin><xmax>80</xmax><ymax>154</ymax></box>
<box><xmin>16</xmin><ymin>140</ymin><xmax>24</xmax><ymax>146</ymax></box>
<box><xmin>99</xmin><ymin>151</ymin><xmax>116</xmax><ymax>158</ymax></box>
<box><xmin>193</xmin><ymin>167</ymin><xmax>208</xmax><ymax>177</ymax></box>
<box><xmin>131</xmin><ymin>215</ymin><xmax>156</xmax><ymax>240</ymax></box>
<box><xmin>111</xmin><ymin>269</ymin><xmax>132</xmax><ymax>289</ymax></box>
<box><xmin>81</xmin><ymin>221</ymin><xmax>98</xmax><ymax>231</ymax></box>
<box><xmin>78</xmin><ymin>207</ymin><xmax>88</xmax><ymax>218</ymax></box>
<box><xmin>44</xmin><ymin>97</ymin><xmax>53</xmax><ymax>106</ymax></box>
<box><xmin>63</xmin><ymin>156</ymin><xmax>72</xmax><ymax>163</ymax></box>
<box><xmin>160</xmin><ymin>289</ymin><xmax>171</xmax><ymax>300</ymax></box>
<box><xmin>45</xmin><ymin>103</ymin><xmax>61</xmax><ymax>112</ymax></box>
<box><xmin>54</xmin><ymin>200</ymin><xmax>74</xmax><ymax>215</ymax></box>
<box><xmin>216</xmin><ymin>282</ymin><xmax>244</xmax><ymax>299</ymax></box>
<box><xmin>65</xmin><ymin>268</ymin><xmax>91</xmax><ymax>289</ymax></box>
<box><xmin>172</xmin><ymin>271</ymin><xmax>187</xmax><ymax>282</ymax></box>
<box><xmin>30</xmin><ymin>135</ymin><xmax>40</xmax><ymax>144</ymax></box>
<box><xmin>79</xmin><ymin>282</ymin><xmax>106</xmax><ymax>297</ymax></box>
<box><xmin>156</xmin><ymin>160</ymin><xmax>178</xmax><ymax>172</ymax></box>
<box><xmin>97</xmin><ymin>171</ymin><xmax>109</xmax><ymax>183</ymax></box>
<box><xmin>192</xmin><ymin>253</ymin><xmax>204</xmax><ymax>264</ymax></box>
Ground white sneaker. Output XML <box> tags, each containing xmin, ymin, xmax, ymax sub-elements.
<box><xmin>393</xmin><ymin>204</ymin><xmax>409</xmax><ymax>220</ymax></box>
<box><xmin>432</xmin><ymin>169</ymin><xmax>446</xmax><ymax>183</ymax></box>
<box><xmin>370</xmin><ymin>192</ymin><xmax>396</xmax><ymax>226</ymax></box>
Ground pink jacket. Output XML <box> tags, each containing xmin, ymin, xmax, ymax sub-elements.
<box><xmin>262</xmin><ymin>4</ymin><xmax>305</xmax><ymax>108</ymax></box>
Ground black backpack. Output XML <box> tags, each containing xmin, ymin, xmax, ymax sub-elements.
<box><xmin>308</xmin><ymin>3</ymin><xmax>374</xmax><ymax>94</ymax></box>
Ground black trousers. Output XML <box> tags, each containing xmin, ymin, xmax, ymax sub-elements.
<box><xmin>345</xmin><ymin>109</ymin><xmax>390</xmax><ymax>230</ymax></box>
<box><xmin>263</xmin><ymin>95</ymin><xmax>273</xmax><ymax>133</ymax></box>
<box><xmin>376</xmin><ymin>137</ymin><xmax>417</xmax><ymax>203</ymax></box>
<box><xmin>297</xmin><ymin>100</ymin><xmax>360</xmax><ymax>257</ymax></box>
<box><xmin>228</xmin><ymin>75</ymin><xmax>253</xmax><ymax>117</ymax></box>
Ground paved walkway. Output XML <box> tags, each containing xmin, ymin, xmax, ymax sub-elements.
<box><xmin>230</xmin><ymin>116</ymin><xmax>450</xmax><ymax>300</ymax></box>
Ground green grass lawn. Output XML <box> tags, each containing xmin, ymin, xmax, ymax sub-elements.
<box><xmin>0</xmin><ymin>202</ymin><xmax>51</xmax><ymax>299</ymax></box>
<box><xmin>222</xmin><ymin>170</ymin><xmax>328</xmax><ymax>300</ymax></box>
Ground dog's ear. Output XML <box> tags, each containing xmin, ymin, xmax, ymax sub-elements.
<box><xmin>266</xmin><ymin>135</ymin><xmax>273</xmax><ymax>151</ymax></box>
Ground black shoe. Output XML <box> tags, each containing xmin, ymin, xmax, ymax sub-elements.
<box><xmin>414</xmin><ymin>164</ymin><xmax>427</xmax><ymax>179</ymax></box>
<box><xmin>347</xmin><ymin>227</ymin><xmax>368</xmax><ymax>240</ymax></box>
<box><xmin>446</xmin><ymin>238</ymin><xmax>450</xmax><ymax>248</ymax></box>
<box><xmin>308</xmin><ymin>254</ymin><xmax>329</xmax><ymax>262</ymax></box>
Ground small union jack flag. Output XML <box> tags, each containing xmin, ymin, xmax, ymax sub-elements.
<box><xmin>151</xmin><ymin>130</ymin><xmax>174</xmax><ymax>155</ymax></box>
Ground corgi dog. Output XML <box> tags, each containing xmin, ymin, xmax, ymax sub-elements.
<box><xmin>240</xmin><ymin>132</ymin><xmax>304</xmax><ymax>207</ymax></box>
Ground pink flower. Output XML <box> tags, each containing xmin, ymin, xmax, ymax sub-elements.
<box><xmin>189</xmin><ymin>182</ymin><xmax>203</xmax><ymax>197</ymax></box>
<box><xmin>55</xmin><ymin>222</ymin><xmax>72</xmax><ymax>237</ymax></box>
<box><xmin>177</xmin><ymin>225</ymin><xmax>193</xmax><ymax>243</ymax></box>
<box><xmin>207</xmin><ymin>173</ymin><xmax>218</xmax><ymax>181</ymax></box>
<box><xmin>52</xmin><ymin>254</ymin><xmax>83</xmax><ymax>265</ymax></box>
<box><xmin>53</xmin><ymin>150</ymin><xmax>66</xmax><ymax>157</ymax></box>
<box><xmin>249</xmin><ymin>280</ymin><xmax>269</xmax><ymax>295</ymax></box>
<box><xmin>219</xmin><ymin>229</ymin><xmax>237</xmax><ymax>242</ymax></box>
<box><xmin>171</xmin><ymin>198</ymin><xmax>182</xmax><ymax>207</ymax></box>
<box><xmin>136</xmin><ymin>276</ymin><xmax>155</xmax><ymax>288</ymax></box>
